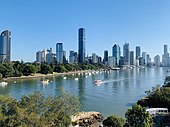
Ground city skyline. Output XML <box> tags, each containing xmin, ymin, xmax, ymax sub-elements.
<box><xmin>1</xmin><ymin>1</ymin><xmax>170</xmax><ymax>61</ymax></box>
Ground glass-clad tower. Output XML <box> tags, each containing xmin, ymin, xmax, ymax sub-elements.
<box><xmin>0</xmin><ymin>30</ymin><xmax>11</xmax><ymax>62</ymax></box>
<box><xmin>112</xmin><ymin>44</ymin><xmax>120</xmax><ymax>66</ymax></box>
<box><xmin>56</xmin><ymin>43</ymin><xmax>63</xmax><ymax>64</ymax></box>
<box><xmin>78</xmin><ymin>28</ymin><xmax>86</xmax><ymax>63</ymax></box>
<box><xmin>136</xmin><ymin>46</ymin><xmax>141</xmax><ymax>60</ymax></box>
<box><xmin>123</xmin><ymin>43</ymin><xmax>130</xmax><ymax>65</ymax></box>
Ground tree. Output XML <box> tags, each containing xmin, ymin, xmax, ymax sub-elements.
<box><xmin>145</xmin><ymin>85</ymin><xmax>170</xmax><ymax>109</ymax></box>
<box><xmin>103</xmin><ymin>115</ymin><xmax>125</xmax><ymax>127</ymax></box>
<box><xmin>40</xmin><ymin>64</ymin><xmax>53</xmax><ymax>74</ymax></box>
<box><xmin>125</xmin><ymin>104</ymin><xmax>152</xmax><ymax>127</ymax></box>
<box><xmin>0</xmin><ymin>91</ymin><xmax>80</xmax><ymax>127</ymax></box>
<box><xmin>23</xmin><ymin>64</ymin><xmax>37</xmax><ymax>76</ymax></box>
<box><xmin>0</xmin><ymin>63</ymin><xmax>7</xmax><ymax>78</ymax></box>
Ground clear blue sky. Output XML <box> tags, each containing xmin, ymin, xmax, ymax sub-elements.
<box><xmin>1</xmin><ymin>0</ymin><xmax>170</xmax><ymax>62</ymax></box>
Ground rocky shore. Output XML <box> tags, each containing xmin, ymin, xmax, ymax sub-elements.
<box><xmin>70</xmin><ymin>111</ymin><xmax>103</xmax><ymax>127</ymax></box>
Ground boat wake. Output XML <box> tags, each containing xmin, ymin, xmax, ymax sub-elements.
<box><xmin>100</xmin><ymin>77</ymin><xmax>136</xmax><ymax>84</ymax></box>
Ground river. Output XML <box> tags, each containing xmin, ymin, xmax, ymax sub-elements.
<box><xmin>0</xmin><ymin>67</ymin><xmax>169</xmax><ymax>117</ymax></box>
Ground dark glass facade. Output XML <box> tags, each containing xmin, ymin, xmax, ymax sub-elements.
<box><xmin>78</xmin><ymin>28</ymin><xmax>86</xmax><ymax>63</ymax></box>
<box><xmin>0</xmin><ymin>30</ymin><xmax>11</xmax><ymax>62</ymax></box>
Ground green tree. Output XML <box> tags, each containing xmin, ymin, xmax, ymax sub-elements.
<box><xmin>146</xmin><ymin>85</ymin><xmax>170</xmax><ymax>109</ymax></box>
<box><xmin>40</xmin><ymin>64</ymin><xmax>53</xmax><ymax>74</ymax></box>
<box><xmin>0</xmin><ymin>91</ymin><xmax>80</xmax><ymax>127</ymax></box>
<box><xmin>125</xmin><ymin>104</ymin><xmax>152</xmax><ymax>127</ymax></box>
<box><xmin>23</xmin><ymin>64</ymin><xmax>37</xmax><ymax>76</ymax></box>
<box><xmin>0</xmin><ymin>63</ymin><xmax>7</xmax><ymax>78</ymax></box>
<box><xmin>103</xmin><ymin>115</ymin><xmax>125</xmax><ymax>127</ymax></box>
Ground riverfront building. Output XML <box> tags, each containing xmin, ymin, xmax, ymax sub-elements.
<box><xmin>92</xmin><ymin>53</ymin><xmax>98</xmax><ymax>64</ymax></box>
<box><xmin>142</xmin><ymin>52</ymin><xmax>147</xmax><ymax>65</ymax></box>
<box><xmin>78</xmin><ymin>28</ymin><xmax>86</xmax><ymax>63</ymax></box>
<box><xmin>136</xmin><ymin>46</ymin><xmax>141</xmax><ymax>60</ymax></box>
<box><xmin>69</xmin><ymin>51</ymin><xmax>77</xmax><ymax>64</ymax></box>
<box><xmin>162</xmin><ymin>45</ymin><xmax>170</xmax><ymax>66</ymax></box>
<box><xmin>154</xmin><ymin>55</ymin><xmax>160</xmax><ymax>67</ymax></box>
<box><xmin>123</xmin><ymin>43</ymin><xmax>130</xmax><ymax>65</ymax></box>
<box><xmin>112</xmin><ymin>44</ymin><xmax>120</xmax><ymax>66</ymax></box>
<box><xmin>0</xmin><ymin>30</ymin><xmax>11</xmax><ymax>62</ymax></box>
<box><xmin>103</xmin><ymin>50</ymin><xmax>108</xmax><ymax>65</ymax></box>
<box><xmin>36</xmin><ymin>51</ymin><xmax>42</xmax><ymax>63</ymax></box>
<box><xmin>56</xmin><ymin>43</ymin><xmax>63</xmax><ymax>64</ymax></box>
<box><xmin>130</xmin><ymin>51</ymin><xmax>134</xmax><ymax>65</ymax></box>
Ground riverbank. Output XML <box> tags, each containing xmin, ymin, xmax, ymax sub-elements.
<box><xmin>1</xmin><ymin>70</ymin><xmax>96</xmax><ymax>81</ymax></box>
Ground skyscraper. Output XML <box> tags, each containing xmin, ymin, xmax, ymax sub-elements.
<box><xmin>130</xmin><ymin>51</ymin><xmax>134</xmax><ymax>65</ymax></box>
<box><xmin>142</xmin><ymin>52</ymin><xmax>147</xmax><ymax>65</ymax></box>
<box><xmin>69</xmin><ymin>51</ymin><xmax>77</xmax><ymax>64</ymax></box>
<box><xmin>164</xmin><ymin>45</ymin><xmax>168</xmax><ymax>55</ymax></box>
<box><xmin>123</xmin><ymin>43</ymin><xmax>130</xmax><ymax>65</ymax></box>
<box><xmin>78</xmin><ymin>28</ymin><xmax>86</xmax><ymax>63</ymax></box>
<box><xmin>92</xmin><ymin>53</ymin><xmax>97</xmax><ymax>64</ymax></box>
<box><xmin>36</xmin><ymin>51</ymin><xmax>42</xmax><ymax>63</ymax></box>
<box><xmin>103</xmin><ymin>50</ymin><xmax>108</xmax><ymax>64</ymax></box>
<box><xmin>112</xmin><ymin>44</ymin><xmax>120</xmax><ymax>66</ymax></box>
<box><xmin>162</xmin><ymin>45</ymin><xmax>169</xmax><ymax>66</ymax></box>
<box><xmin>154</xmin><ymin>55</ymin><xmax>160</xmax><ymax>67</ymax></box>
<box><xmin>56</xmin><ymin>43</ymin><xmax>63</xmax><ymax>64</ymax></box>
<box><xmin>136</xmin><ymin>46</ymin><xmax>141</xmax><ymax>60</ymax></box>
<box><xmin>0</xmin><ymin>30</ymin><xmax>11</xmax><ymax>62</ymax></box>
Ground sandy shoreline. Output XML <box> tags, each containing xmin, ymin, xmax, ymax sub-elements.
<box><xmin>2</xmin><ymin>70</ymin><xmax>94</xmax><ymax>81</ymax></box>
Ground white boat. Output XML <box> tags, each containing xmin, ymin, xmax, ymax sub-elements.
<box><xmin>94</xmin><ymin>80</ymin><xmax>102</xmax><ymax>85</ymax></box>
<box><xmin>41</xmin><ymin>79</ymin><xmax>49</xmax><ymax>84</ymax></box>
<box><xmin>63</xmin><ymin>77</ymin><xmax>67</xmax><ymax>79</ymax></box>
<box><xmin>74</xmin><ymin>78</ymin><xmax>78</xmax><ymax>80</ymax></box>
<box><xmin>0</xmin><ymin>82</ymin><xmax>8</xmax><ymax>87</ymax></box>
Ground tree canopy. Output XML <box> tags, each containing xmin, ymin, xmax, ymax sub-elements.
<box><xmin>0</xmin><ymin>91</ymin><xmax>80</xmax><ymax>127</ymax></box>
<box><xmin>103</xmin><ymin>115</ymin><xmax>125</xmax><ymax>127</ymax></box>
<box><xmin>125</xmin><ymin>104</ymin><xmax>152</xmax><ymax>127</ymax></box>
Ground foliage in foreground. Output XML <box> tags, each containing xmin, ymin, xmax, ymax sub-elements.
<box><xmin>125</xmin><ymin>104</ymin><xmax>152</xmax><ymax>127</ymax></box>
<box><xmin>145</xmin><ymin>85</ymin><xmax>170</xmax><ymax>109</ymax></box>
<box><xmin>0</xmin><ymin>91</ymin><xmax>80</xmax><ymax>127</ymax></box>
<box><xmin>103</xmin><ymin>115</ymin><xmax>125</xmax><ymax>127</ymax></box>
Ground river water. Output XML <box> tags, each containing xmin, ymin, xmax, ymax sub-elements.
<box><xmin>0</xmin><ymin>67</ymin><xmax>169</xmax><ymax>117</ymax></box>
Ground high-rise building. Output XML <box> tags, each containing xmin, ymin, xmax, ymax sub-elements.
<box><xmin>46</xmin><ymin>48</ymin><xmax>53</xmax><ymax>64</ymax></box>
<box><xmin>164</xmin><ymin>45</ymin><xmax>168</xmax><ymax>55</ymax></box>
<box><xmin>56</xmin><ymin>43</ymin><xmax>63</xmax><ymax>64</ymax></box>
<box><xmin>154</xmin><ymin>55</ymin><xmax>160</xmax><ymax>67</ymax></box>
<box><xmin>123</xmin><ymin>43</ymin><xmax>130</xmax><ymax>65</ymax></box>
<box><xmin>162</xmin><ymin>45</ymin><xmax>169</xmax><ymax>66</ymax></box>
<box><xmin>0</xmin><ymin>30</ymin><xmax>11</xmax><ymax>62</ymax></box>
<box><xmin>130</xmin><ymin>51</ymin><xmax>134</xmax><ymax>65</ymax></box>
<box><xmin>69</xmin><ymin>51</ymin><xmax>77</xmax><ymax>64</ymax></box>
<box><xmin>78</xmin><ymin>28</ymin><xmax>86</xmax><ymax>63</ymax></box>
<box><xmin>112</xmin><ymin>44</ymin><xmax>120</xmax><ymax>66</ymax></box>
<box><xmin>36</xmin><ymin>51</ymin><xmax>42</xmax><ymax>63</ymax></box>
<box><xmin>92</xmin><ymin>53</ymin><xmax>97</xmax><ymax>64</ymax></box>
<box><xmin>147</xmin><ymin>54</ymin><xmax>151</xmax><ymax>66</ymax></box>
<box><xmin>108</xmin><ymin>56</ymin><xmax>115</xmax><ymax>68</ymax></box>
<box><xmin>136</xmin><ymin>46</ymin><xmax>141</xmax><ymax>60</ymax></box>
<box><xmin>63</xmin><ymin>50</ymin><xmax>67</xmax><ymax>63</ymax></box>
<box><xmin>142</xmin><ymin>52</ymin><xmax>147</xmax><ymax>65</ymax></box>
<box><xmin>103</xmin><ymin>50</ymin><xmax>108</xmax><ymax>64</ymax></box>
<box><xmin>42</xmin><ymin>49</ymin><xmax>47</xmax><ymax>63</ymax></box>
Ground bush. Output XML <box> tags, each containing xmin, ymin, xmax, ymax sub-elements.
<box><xmin>103</xmin><ymin>115</ymin><xmax>125</xmax><ymax>127</ymax></box>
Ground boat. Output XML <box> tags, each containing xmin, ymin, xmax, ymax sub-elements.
<box><xmin>74</xmin><ymin>78</ymin><xmax>78</xmax><ymax>80</ymax></box>
<box><xmin>94</xmin><ymin>80</ymin><xmax>102</xmax><ymax>85</ymax></box>
<box><xmin>0</xmin><ymin>82</ymin><xmax>8</xmax><ymax>87</ymax></box>
<box><xmin>63</xmin><ymin>76</ymin><xmax>67</xmax><ymax>79</ymax></box>
<box><xmin>40</xmin><ymin>79</ymin><xmax>49</xmax><ymax>84</ymax></box>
